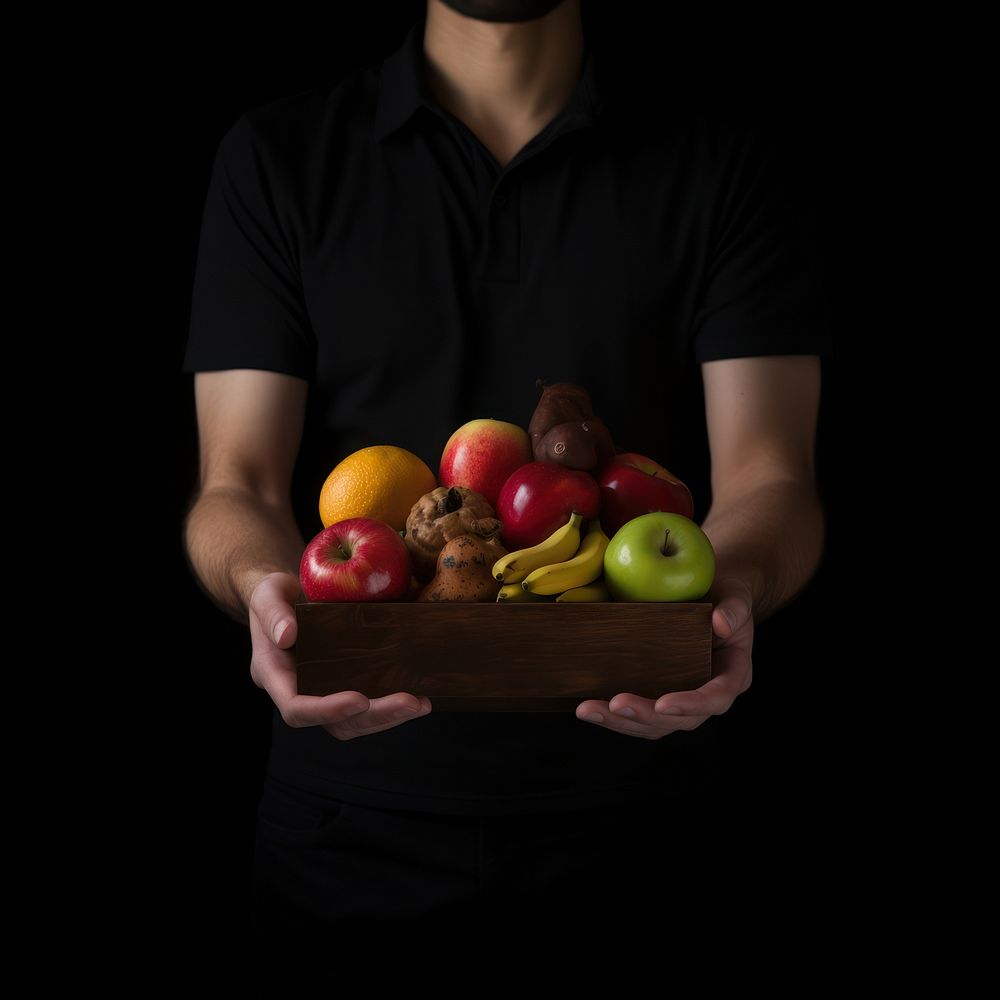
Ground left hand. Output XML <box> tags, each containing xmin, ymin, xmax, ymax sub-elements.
<box><xmin>575</xmin><ymin>576</ymin><xmax>754</xmax><ymax>739</ymax></box>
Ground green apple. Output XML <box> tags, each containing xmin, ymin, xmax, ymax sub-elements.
<box><xmin>603</xmin><ymin>512</ymin><xmax>715</xmax><ymax>601</ymax></box>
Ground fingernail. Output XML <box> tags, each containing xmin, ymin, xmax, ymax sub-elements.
<box><xmin>585</xmin><ymin>713</ymin><xmax>604</xmax><ymax>723</ymax></box>
<box><xmin>723</xmin><ymin>608</ymin><xmax>737</xmax><ymax>630</ymax></box>
<box><xmin>274</xmin><ymin>620</ymin><xmax>289</xmax><ymax>645</ymax></box>
<box><xmin>394</xmin><ymin>705</ymin><xmax>419</xmax><ymax>719</ymax></box>
<box><xmin>614</xmin><ymin>707</ymin><xmax>637</xmax><ymax>719</ymax></box>
<box><xmin>657</xmin><ymin>705</ymin><xmax>682</xmax><ymax>715</ymax></box>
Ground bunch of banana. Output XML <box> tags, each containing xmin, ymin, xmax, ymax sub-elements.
<box><xmin>493</xmin><ymin>514</ymin><xmax>612</xmax><ymax>602</ymax></box>
<box><xmin>492</xmin><ymin>512</ymin><xmax>584</xmax><ymax>585</ymax></box>
<box><xmin>522</xmin><ymin>519</ymin><xmax>610</xmax><ymax>596</ymax></box>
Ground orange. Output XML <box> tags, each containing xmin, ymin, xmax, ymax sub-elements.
<box><xmin>318</xmin><ymin>445</ymin><xmax>438</xmax><ymax>531</ymax></box>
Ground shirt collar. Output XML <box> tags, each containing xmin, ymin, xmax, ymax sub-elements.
<box><xmin>373</xmin><ymin>19</ymin><xmax>609</xmax><ymax>144</ymax></box>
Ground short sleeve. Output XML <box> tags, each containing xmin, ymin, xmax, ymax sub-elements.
<box><xmin>182</xmin><ymin>112</ymin><xmax>315</xmax><ymax>378</ymax></box>
<box><xmin>692</xmin><ymin>117</ymin><xmax>834</xmax><ymax>363</ymax></box>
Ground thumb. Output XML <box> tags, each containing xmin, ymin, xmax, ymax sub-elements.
<box><xmin>710</xmin><ymin>577</ymin><xmax>753</xmax><ymax>640</ymax></box>
<box><xmin>250</xmin><ymin>571</ymin><xmax>301</xmax><ymax>648</ymax></box>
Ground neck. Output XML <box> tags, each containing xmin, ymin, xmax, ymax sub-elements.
<box><xmin>422</xmin><ymin>0</ymin><xmax>584</xmax><ymax>167</ymax></box>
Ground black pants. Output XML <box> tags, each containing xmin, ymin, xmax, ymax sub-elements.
<box><xmin>251</xmin><ymin>772</ymin><xmax>733</xmax><ymax>989</ymax></box>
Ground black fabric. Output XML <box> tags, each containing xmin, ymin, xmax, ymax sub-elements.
<box><xmin>183</xmin><ymin>19</ymin><xmax>832</xmax><ymax>816</ymax></box>
<box><xmin>250</xmin><ymin>770</ymin><xmax>728</xmax><ymax>988</ymax></box>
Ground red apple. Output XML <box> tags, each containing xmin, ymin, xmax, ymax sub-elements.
<box><xmin>496</xmin><ymin>461</ymin><xmax>601</xmax><ymax>550</ymax></box>
<box><xmin>439</xmin><ymin>418</ymin><xmax>533</xmax><ymax>508</ymax></box>
<box><xmin>300</xmin><ymin>518</ymin><xmax>412</xmax><ymax>602</ymax></box>
<box><xmin>596</xmin><ymin>452</ymin><xmax>694</xmax><ymax>539</ymax></box>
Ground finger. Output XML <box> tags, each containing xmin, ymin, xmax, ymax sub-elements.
<box><xmin>607</xmin><ymin>693</ymin><xmax>658</xmax><ymax>725</ymax></box>
<box><xmin>576</xmin><ymin>698</ymin><xmax>658</xmax><ymax>738</ymax></box>
<box><xmin>712</xmin><ymin>597</ymin><xmax>751</xmax><ymax>642</ymax></box>
<box><xmin>248</xmin><ymin>606</ymin><xmax>373</xmax><ymax>724</ymax></box>
<box><xmin>250</xmin><ymin>573</ymin><xmax>300</xmax><ymax>648</ymax></box>
<box><xmin>575</xmin><ymin>699</ymin><xmax>709</xmax><ymax>738</ymax></box>
<box><xmin>248</xmin><ymin>610</ymin><xmax>298</xmax><ymax>694</ymax></box>
<box><xmin>710</xmin><ymin>578</ymin><xmax>753</xmax><ymax>641</ymax></box>
<box><xmin>327</xmin><ymin>693</ymin><xmax>433</xmax><ymax>740</ymax></box>
<box><xmin>281</xmin><ymin>691</ymin><xmax>374</xmax><ymax>728</ymax></box>
<box><xmin>655</xmin><ymin>643</ymin><xmax>751</xmax><ymax>716</ymax></box>
<box><xmin>576</xmin><ymin>699</ymin><xmax>610</xmax><ymax>723</ymax></box>
<box><xmin>273</xmin><ymin>617</ymin><xmax>297</xmax><ymax>649</ymax></box>
<box><xmin>577</xmin><ymin>712</ymin><xmax>662</xmax><ymax>739</ymax></box>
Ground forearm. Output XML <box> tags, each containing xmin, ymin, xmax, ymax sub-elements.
<box><xmin>700</xmin><ymin>477</ymin><xmax>825</xmax><ymax>623</ymax></box>
<box><xmin>183</xmin><ymin>486</ymin><xmax>305</xmax><ymax>622</ymax></box>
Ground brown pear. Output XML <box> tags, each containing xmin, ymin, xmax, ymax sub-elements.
<box><xmin>528</xmin><ymin>379</ymin><xmax>593</xmax><ymax>453</ymax></box>
<box><xmin>416</xmin><ymin>533</ymin><xmax>508</xmax><ymax>602</ymax></box>
<box><xmin>528</xmin><ymin>379</ymin><xmax>616</xmax><ymax>471</ymax></box>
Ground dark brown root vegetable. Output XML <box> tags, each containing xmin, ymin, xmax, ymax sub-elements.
<box><xmin>528</xmin><ymin>379</ymin><xmax>593</xmax><ymax>454</ymax></box>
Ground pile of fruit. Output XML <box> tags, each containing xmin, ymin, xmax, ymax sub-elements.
<box><xmin>299</xmin><ymin>381</ymin><xmax>715</xmax><ymax>604</ymax></box>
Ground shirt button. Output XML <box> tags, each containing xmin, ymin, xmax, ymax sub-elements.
<box><xmin>494</xmin><ymin>194</ymin><xmax>507</xmax><ymax>207</ymax></box>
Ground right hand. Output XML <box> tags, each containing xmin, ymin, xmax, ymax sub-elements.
<box><xmin>248</xmin><ymin>571</ymin><xmax>432</xmax><ymax>740</ymax></box>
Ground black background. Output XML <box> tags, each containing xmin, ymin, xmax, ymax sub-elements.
<box><xmin>130</xmin><ymin>0</ymin><xmax>929</xmax><ymax>946</ymax></box>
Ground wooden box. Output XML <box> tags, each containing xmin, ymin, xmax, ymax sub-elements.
<box><xmin>295</xmin><ymin>601</ymin><xmax>713</xmax><ymax>712</ymax></box>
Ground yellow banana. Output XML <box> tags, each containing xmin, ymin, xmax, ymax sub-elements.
<box><xmin>492</xmin><ymin>512</ymin><xmax>584</xmax><ymax>585</ymax></box>
<box><xmin>522</xmin><ymin>521</ymin><xmax>610</xmax><ymax>595</ymax></box>
<box><xmin>496</xmin><ymin>583</ymin><xmax>552</xmax><ymax>602</ymax></box>
<box><xmin>555</xmin><ymin>578</ymin><xmax>612</xmax><ymax>602</ymax></box>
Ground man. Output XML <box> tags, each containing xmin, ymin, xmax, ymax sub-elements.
<box><xmin>183</xmin><ymin>0</ymin><xmax>830</xmax><ymax>978</ymax></box>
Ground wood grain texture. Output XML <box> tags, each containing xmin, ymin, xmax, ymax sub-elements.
<box><xmin>295</xmin><ymin>602</ymin><xmax>712</xmax><ymax>712</ymax></box>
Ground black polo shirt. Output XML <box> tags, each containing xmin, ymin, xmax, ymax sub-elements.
<box><xmin>183</xmin><ymin>20</ymin><xmax>833</xmax><ymax>815</ymax></box>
